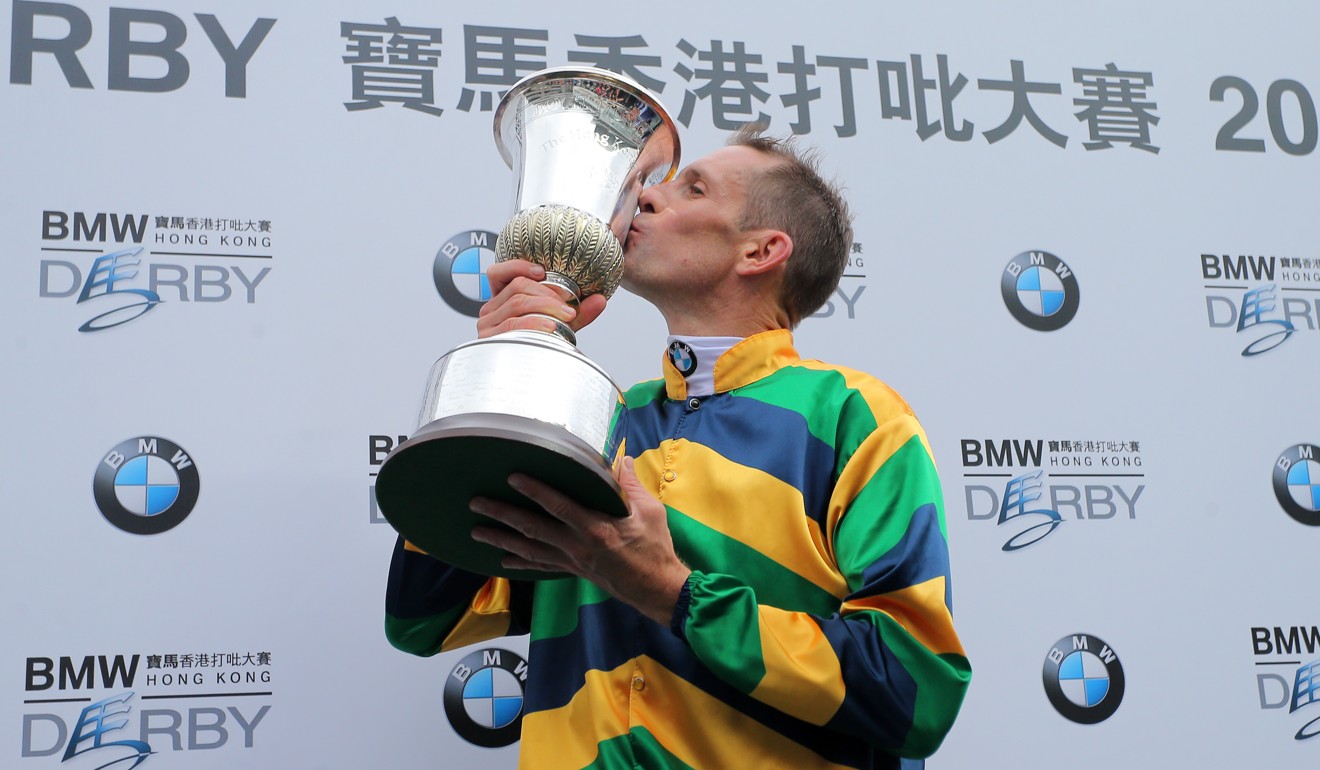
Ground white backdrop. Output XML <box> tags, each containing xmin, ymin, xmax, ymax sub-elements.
<box><xmin>3</xmin><ymin>1</ymin><xmax>1318</xmax><ymax>768</ymax></box>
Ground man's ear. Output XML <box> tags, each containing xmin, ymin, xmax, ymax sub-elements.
<box><xmin>736</xmin><ymin>229</ymin><xmax>793</xmax><ymax>276</ymax></box>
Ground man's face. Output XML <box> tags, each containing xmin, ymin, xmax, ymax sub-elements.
<box><xmin>620</xmin><ymin>145</ymin><xmax>777</xmax><ymax>304</ymax></box>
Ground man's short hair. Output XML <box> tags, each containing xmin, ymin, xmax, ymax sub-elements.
<box><xmin>730</xmin><ymin>125</ymin><xmax>854</xmax><ymax>328</ymax></box>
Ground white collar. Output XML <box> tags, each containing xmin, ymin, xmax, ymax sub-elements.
<box><xmin>664</xmin><ymin>335</ymin><xmax>744</xmax><ymax>397</ymax></box>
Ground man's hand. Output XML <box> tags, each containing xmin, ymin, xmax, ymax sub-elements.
<box><xmin>477</xmin><ymin>259</ymin><xmax>608</xmax><ymax>339</ymax></box>
<box><xmin>468</xmin><ymin>456</ymin><xmax>691</xmax><ymax>626</ymax></box>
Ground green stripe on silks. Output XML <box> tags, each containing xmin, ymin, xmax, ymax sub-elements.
<box><xmin>528</xmin><ymin>577</ymin><xmax>613</xmax><ymax>642</ymax></box>
<box><xmin>865</xmin><ymin>612</ymin><xmax>971</xmax><ymax>758</ymax></box>
<box><xmin>668</xmin><ymin>510</ymin><xmax>842</xmax><ymax>618</ymax></box>
<box><xmin>583</xmin><ymin>728</ymin><xmax>697</xmax><ymax>770</ymax></box>
<box><xmin>833</xmin><ymin>436</ymin><xmax>947</xmax><ymax>583</ymax></box>
<box><xmin>522</xmin><ymin>500</ymin><xmax>847</xmax><ymax>645</ymax></box>
<box><xmin>685</xmin><ymin>571</ymin><xmax>766</xmax><ymax>696</ymax></box>
<box><xmin>624</xmin><ymin>379</ymin><xmax>665</xmax><ymax>409</ymax></box>
<box><xmin>887</xmin><ymin>615</ymin><xmax>971</xmax><ymax>760</ymax></box>
<box><xmin>384</xmin><ymin>607</ymin><xmax>470</xmax><ymax>657</ymax></box>
<box><xmin>732</xmin><ymin>366</ymin><xmax>878</xmax><ymax>454</ymax></box>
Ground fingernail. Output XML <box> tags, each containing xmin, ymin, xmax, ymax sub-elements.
<box><xmin>470</xmin><ymin>498</ymin><xmax>487</xmax><ymax>514</ymax></box>
<box><xmin>507</xmin><ymin>474</ymin><xmax>526</xmax><ymax>491</ymax></box>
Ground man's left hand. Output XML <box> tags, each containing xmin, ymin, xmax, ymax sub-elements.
<box><xmin>469</xmin><ymin>456</ymin><xmax>691</xmax><ymax>626</ymax></box>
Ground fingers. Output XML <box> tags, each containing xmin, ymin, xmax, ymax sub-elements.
<box><xmin>469</xmin><ymin>497</ymin><xmax>571</xmax><ymax>572</ymax></box>
<box><xmin>470</xmin><ymin>523</ymin><xmax>565</xmax><ymax>573</ymax></box>
<box><xmin>468</xmin><ymin>474</ymin><xmax>607</xmax><ymax>568</ymax></box>
<box><xmin>470</xmin><ymin>467</ymin><xmax>686</xmax><ymax>617</ymax></box>
<box><xmin>476</xmin><ymin>258</ymin><xmax>609</xmax><ymax>338</ymax></box>
<box><xmin>477</xmin><ymin>268</ymin><xmax>577</xmax><ymax>338</ymax></box>
<box><xmin>485</xmin><ymin>259</ymin><xmax>543</xmax><ymax>297</ymax></box>
<box><xmin>507</xmin><ymin>474</ymin><xmax>588</xmax><ymax>528</ymax></box>
<box><xmin>476</xmin><ymin>286</ymin><xmax>575</xmax><ymax>338</ymax></box>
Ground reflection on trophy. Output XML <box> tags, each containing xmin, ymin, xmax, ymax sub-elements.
<box><xmin>374</xmin><ymin>67</ymin><xmax>681</xmax><ymax>580</ymax></box>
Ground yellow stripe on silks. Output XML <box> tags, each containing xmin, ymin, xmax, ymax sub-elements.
<box><xmin>822</xmin><ymin>413</ymin><xmax>931</xmax><ymax>555</ymax></box>
<box><xmin>842</xmin><ymin>576</ymin><xmax>965</xmax><ymax>657</ymax></box>
<box><xmin>441</xmin><ymin>578</ymin><xmax>513</xmax><ymax>652</ymax></box>
<box><xmin>630</xmin><ymin>445</ymin><xmax>666</xmax><ymax>493</ymax></box>
<box><xmin>519</xmin><ymin>662</ymin><xmax>633</xmax><ymax>770</ymax></box>
<box><xmin>403</xmin><ymin>539</ymin><xmax>428</xmax><ymax>554</ymax></box>
<box><xmin>748</xmin><ymin>606</ymin><xmax>846</xmax><ymax>726</ymax></box>
<box><xmin>712</xmin><ymin>330</ymin><xmax>800</xmax><ymax>392</ymax></box>
<box><xmin>631</xmin><ymin>659</ymin><xmax>855</xmax><ymax>770</ymax></box>
<box><xmin>523</xmin><ymin>657</ymin><xmax>855</xmax><ymax>770</ymax></box>
<box><xmin>647</xmin><ymin>439</ymin><xmax>848</xmax><ymax>599</ymax></box>
<box><xmin>661</xmin><ymin>354</ymin><xmax>688</xmax><ymax>400</ymax></box>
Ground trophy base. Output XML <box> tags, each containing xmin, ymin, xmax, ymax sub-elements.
<box><xmin>374</xmin><ymin>413</ymin><xmax>628</xmax><ymax>581</ymax></box>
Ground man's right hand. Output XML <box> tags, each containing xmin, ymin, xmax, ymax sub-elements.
<box><xmin>476</xmin><ymin>259</ymin><xmax>608</xmax><ymax>339</ymax></box>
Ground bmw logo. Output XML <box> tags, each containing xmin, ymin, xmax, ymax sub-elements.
<box><xmin>667</xmin><ymin>340</ymin><xmax>697</xmax><ymax>377</ymax></box>
<box><xmin>93</xmin><ymin>437</ymin><xmax>200</xmax><ymax>535</ymax></box>
<box><xmin>443</xmin><ymin>647</ymin><xmax>527</xmax><ymax>748</ymax></box>
<box><xmin>1001</xmin><ymin>250</ymin><xmax>1081</xmax><ymax>331</ymax></box>
<box><xmin>1273</xmin><ymin>444</ymin><xmax>1320</xmax><ymax>526</ymax></box>
<box><xmin>1042</xmin><ymin>633</ymin><xmax>1125</xmax><ymax>724</ymax></box>
<box><xmin>434</xmin><ymin>230</ymin><xmax>499</xmax><ymax>317</ymax></box>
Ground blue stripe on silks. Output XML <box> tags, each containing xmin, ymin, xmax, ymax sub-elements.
<box><xmin>617</xmin><ymin>397</ymin><xmax>680</xmax><ymax>455</ymax></box>
<box><xmin>856</xmin><ymin>504</ymin><xmax>952</xmax><ymax>611</ymax></box>
<box><xmin>643</xmin><ymin>624</ymin><xmax>874</xmax><ymax>769</ymax></box>
<box><xmin>817</xmin><ymin>613</ymin><xmax>919</xmax><ymax>754</ymax></box>
<box><xmin>524</xmin><ymin>597</ymin><xmax>643</xmax><ymax>714</ymax></box>
<box><xmin>524</xmin><ymin>596</ymin><xmax>874</xmax><ymax>769</ymax></box>
<box><xmin>624</xmin><ymin>393</ymin><xmax>837</xmax><ymax>527</ymax></box>
<box><xmin>385</xmin><ymin>535</ymin><xmax>491</xmax><ymax>619</ymax></box>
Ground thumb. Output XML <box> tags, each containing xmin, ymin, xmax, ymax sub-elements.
<box><xmin>571</xmin><ymin>293</ymin><xmax>608</xmax><ymax>331</ymax></box>
<box><xmin>615</xmin><ymin>456</ymin><xmax>647</xmax><ymax>513</ymax></box>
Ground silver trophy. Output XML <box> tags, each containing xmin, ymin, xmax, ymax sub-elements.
<box><xmin>374</xmin><ymin>67</ymin><xmax>680</xmax><ymax>580</ymax></box>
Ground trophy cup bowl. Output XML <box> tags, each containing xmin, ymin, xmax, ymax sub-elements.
<box><xmin>374</xmin><ymin>67</ymin><xmax>680</xmax><ymax>581</ymax></box>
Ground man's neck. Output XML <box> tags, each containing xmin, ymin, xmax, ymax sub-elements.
<box><xmin>660</xmin><ymin>293</ymin><xmax>789</xmax><ymax>337</ymax></box>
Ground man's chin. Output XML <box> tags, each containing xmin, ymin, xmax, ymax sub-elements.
<box><xmin>617</xmin><ymin>271</ymin><xmax>651</xmax><ymax>298</ymax></box>
<box><xmin>620</xmin><ymin>245</ymin><xmax>642</xmax><ymax>276</ymax></box>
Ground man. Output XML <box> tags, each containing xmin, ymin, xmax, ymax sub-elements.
<box><xmin>385</xmin><ymin>128</ymin><xmax>970</xmax><ymax>769</ymax></box>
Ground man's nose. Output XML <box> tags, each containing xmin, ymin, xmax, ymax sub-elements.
<box><xmin>637</xmin><ymin>181</ymin><xmax>664</xmax><ymax>214</ymax></box>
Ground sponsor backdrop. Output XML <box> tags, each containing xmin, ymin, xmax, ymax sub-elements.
<box><xmin>2</xmin><ymin>1</ymin><xmax>1316</xmax><ymax>767</ymax></box>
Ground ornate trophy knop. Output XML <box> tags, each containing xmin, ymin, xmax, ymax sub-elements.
<box><xmin>494</xmin><ymin>203</ymin><xmax>622</xmax><ymax>300</ymax></box>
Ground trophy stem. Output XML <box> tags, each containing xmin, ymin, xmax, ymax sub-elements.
<box><xmin>537</xmin><ymin>273</ymin><xmax>581</xmax><ymax>345</ymax></box>
<box><xmin>541</xmin><ymin>272</ymin><xmax>582</xmax><ymax>303</ymax></box>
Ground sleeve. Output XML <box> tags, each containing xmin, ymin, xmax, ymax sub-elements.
<box><xmin>672</xmin><ymin>411</ymin><xmax>971</xmax><ymax>759</ymax></box>
<box><xmin>384</xmin><ymin>535</ymin><xmax>534</xmax><ymax>656</ymax></box>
